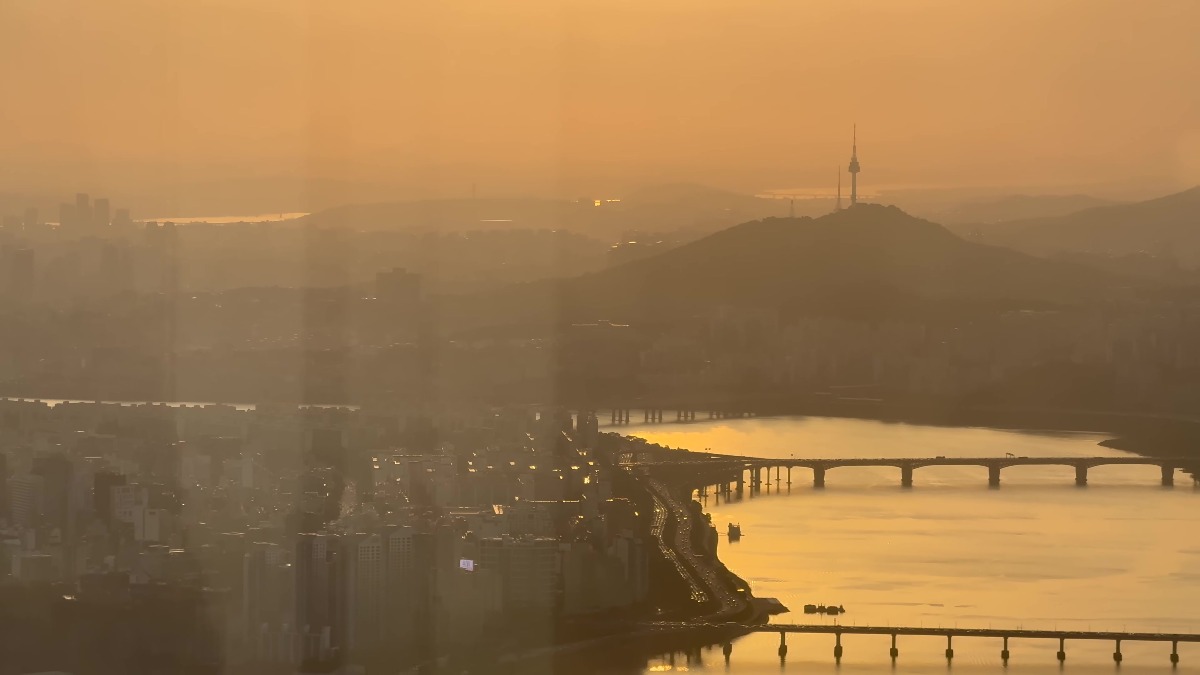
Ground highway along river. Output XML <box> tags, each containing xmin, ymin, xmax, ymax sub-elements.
<box><xmin>620</xmin><ymin>415</ymin><xmax>1200</xmax><ymax>674</ymax></box>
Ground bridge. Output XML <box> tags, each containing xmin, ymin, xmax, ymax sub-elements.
<box><xmin>621</xmin><ymin>453</ymin><xmax>1200</xmax><ymax>492</ymax></box>
<box><xmin>650</xmin><ymin>622</ymin><xmax>1200</xmax><ymax>666</ymax></box>
<box><xmin>606</xmin><ymin>408</ymin><xmax>755</xmax><ymax>425</ymax></box>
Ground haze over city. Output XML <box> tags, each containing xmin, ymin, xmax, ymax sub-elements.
<box><xmin>2</xmin><ymin>2</ymin><xmax>1200</xmax><ymax>675</ymax></box>
<box><xmin>4</xmin><ymin>0</ymin><xmax>1200</xmax><ymax>211</ymax></box>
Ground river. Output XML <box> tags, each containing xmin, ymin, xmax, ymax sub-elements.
<box><xmin>614</xmin><ymin>415</ymin><xmax>1200</xmax><ymax>674</ymax></box>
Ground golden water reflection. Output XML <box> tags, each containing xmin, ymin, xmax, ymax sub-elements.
<box><xmin>630</xmin><ymin>416</ymin><xmax>1200</xmax><ymax>673</ymax></box>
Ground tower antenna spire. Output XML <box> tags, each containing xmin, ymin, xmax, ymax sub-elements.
<box><xmin>847</xmin><ymin>124</ymin><xmax>861</xmax><ymax>206</ymax></box>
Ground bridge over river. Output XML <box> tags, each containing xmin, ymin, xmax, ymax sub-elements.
<box><xmin>621</xmin><ymin>452</ymin><xmax>1200</xmax><ymax>491</ymax></box>
<box><xmin>648</xmin><ymin>621</ymin><xmax>1200</xmax><ymax>667</ymax></box>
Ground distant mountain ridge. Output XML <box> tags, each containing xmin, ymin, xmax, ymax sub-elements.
<box><xmin>932</xmin><ymin>193</ymin><xmax>1116</xmax><ymax>227</ymax></box>
<box><xmin>443</xmin><ymin>204</ymin><xmax>1130</xmax><ymax>332</ymax></box>
<box><xmin>972</xmin><ymin>186</ymin><xmax>1200</xmax><ymax>266</ymax></box>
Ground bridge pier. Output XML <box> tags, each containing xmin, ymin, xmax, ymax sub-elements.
<box><xmin>723</xmin><ymin>642</ymin><xmax>732</xmax><ymax>666</ymax></box>
<box><xmin>633</xmin><ymin>456</ymin><xmax>1183</xmax><ymax>494</ymax></box>
<box><xmin>731</xmin><ymin>623</ymin><xmax>1200</xmax><ymax>669</ymax></box>
<box><xmin>733</xmin><ymin>624</ymin><xmax>1200</xmax><ymax>668</ymax></box>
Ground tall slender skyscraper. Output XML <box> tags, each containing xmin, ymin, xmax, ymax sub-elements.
<box><xmin>848</xmin><ymin>125</ymin><xmax>860</xmax><ymax>206</ymax></box>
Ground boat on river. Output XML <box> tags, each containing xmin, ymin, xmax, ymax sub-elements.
<box><xmin>727</xmin><ymin>523</ymin><xmax>742</xmax><ymax>540</ymax></box>
<box><xmin>803</xmin><ymin>603</ymin><xmax>846</xmax><ymax>615</ymax></box>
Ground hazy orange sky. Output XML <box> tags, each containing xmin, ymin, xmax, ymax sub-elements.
<box><xmin>2</xmin><ymin>0</ymin><xmax>1199</xmax><ymax>200</ymax></box>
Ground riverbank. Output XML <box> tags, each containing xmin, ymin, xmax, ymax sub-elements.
<box><xmin>614</xmin><ymin>398</ymin><xmax>1200</xmax><ymax>462</ymax></box>
<box><xmin>607</xmin><ymin>411</ymin><xmax>1200</xmax><ymax>654</ymax></box>
<box><xmin>627</xmin><ymin>440</ymin><xmax>788</xmax><ymax>621</ymax></box>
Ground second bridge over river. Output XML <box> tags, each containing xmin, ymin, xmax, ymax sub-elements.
<box><xmin>647</xmin><ymin>622</ymin><xmax>1200</xmax><ymax>667</ymax></box>
<box><xmin>623</xmin><ymin>452</ymin><xmax>1200</xmax><ymax>491</ymax></box>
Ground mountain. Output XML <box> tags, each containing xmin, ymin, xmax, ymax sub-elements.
<box><xmin>929</xmin><ymin>193</ymin><xmax>1116</xmax><ymax>228</ymax></box>
<box><xmin>442</xmin><ymin>204</ymin><xmax>1131</xmax><ymax>332</ymax></box>
<box><xmin>970</xmin><ymin>187</ymin><xmax>1200</xmax><ymax>266</ymax></box>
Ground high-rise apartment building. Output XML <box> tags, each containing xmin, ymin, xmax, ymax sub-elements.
<box><xmin>343</xmin><ymin>533</ymin><xmax>385</xmax><ymax>651</ymax></box>
<box><xmin>478</xmin><ymin>535</ymin><xmax>560</xmax><ymax>614</ymax></box>
<box><xmin>9</xmin><ymin>473</ymin><xmax>45</xmax><ymax>528</ymax></box>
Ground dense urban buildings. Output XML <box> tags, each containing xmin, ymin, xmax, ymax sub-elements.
<box><xmin>0</xmin><ymin>398</ymin><xmax>657</xmax><ymax>671</ymax></box>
